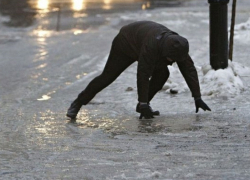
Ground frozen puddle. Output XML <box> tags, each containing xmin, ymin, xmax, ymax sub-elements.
<box><xmin>68</xmin><ymin>111</ymin><xmax>206</xmax><ymax>136</ymax></box>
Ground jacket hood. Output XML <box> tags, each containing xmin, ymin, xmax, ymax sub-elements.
<box><xmin>162</xmin><ymin>34</ymin><xmax>189</xmax><ymax>62</ymax></box>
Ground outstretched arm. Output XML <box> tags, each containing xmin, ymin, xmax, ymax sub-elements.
<box><xmin>137</xmin><ymin>42</ymin><xmax>159</xmax><ymax>119</ymax></box>
<box><xmin>177</xmin><ymin>55</ymin><xmax>211</xmax><ymax>113</ymax></box>
<box><xmin>137</xmin><ymin>45</ymin><xmax>156</xmax><ymax>103</ymax></box>
<box><xmin>177</xmin><ymin>54</ymin><xmax>201</xmax><ymax>99</ymax></box>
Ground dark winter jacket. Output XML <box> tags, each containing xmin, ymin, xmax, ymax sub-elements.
<box><xmin>118</xmin><ymin>21</ymin><xmax>201</xmax><ymax>102</ymax></box>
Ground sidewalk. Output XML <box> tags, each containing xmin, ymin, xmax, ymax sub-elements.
<box><xmin>0</xmin><ymin>1</ymin><xmax>250</xmax><ymax>179</ymax></box>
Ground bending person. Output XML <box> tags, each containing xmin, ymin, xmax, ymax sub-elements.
<box><xmin>66</xmin><ymin>21</ymin><xmax>211</xmax><ymax>120</ymax></box>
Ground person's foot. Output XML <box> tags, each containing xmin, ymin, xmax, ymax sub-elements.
<box><xmin>136</xmin><ymin>103</ymin><xmax>160</xmax><ymax>116</ymax></box>
<box><xmin>66</xmin><ymin>100</ymin><xmax>82</xmax><ymax>120</ymax></box>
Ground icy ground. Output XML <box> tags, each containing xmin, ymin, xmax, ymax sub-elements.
<box><xmin>1</xmin><ymin>1</ymin><xmax>250</xmax><ymax>180</ymax></box>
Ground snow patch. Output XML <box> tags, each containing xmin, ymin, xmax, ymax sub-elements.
<box><xmin>163</xmin><ymin>61</ymin><xmax>249</xmax><ymax>97</ymax></box>
<box><xmin>235</xmin><ymin>17</ymin><xmax>250</xmax><ymax>31</ymax></box>
<box><xmin>234</xmin><ymin>18</ymin><xmax>250</xmax><ymax>43</ymax></box>
<box><xmin>67</xmin><ymin>54</ymin><xmax>91</xmax><ymax>65</ymax></box>
<box><xmin>200</xmin><ymin>61</ymin><xmax>245</xmax><ymax>97</ymax></box>
<box><xmin>230</xmin><ymin>61</ymin><xmax>250</xmax><ymax>77</ymax></box>
<box><xmin>120</xmin><ymin>13</ymin><xmax>152</xmax><ymax>21</ymax></box>
<box><xmin>0</xmin><ymin>34</ymin><xmax>21</xmax><ymax>43</ymax></box>
<box><xmin>161</xmin><ymin>20</ymin><xmax>187</xmax><ymax>27</ymax></box>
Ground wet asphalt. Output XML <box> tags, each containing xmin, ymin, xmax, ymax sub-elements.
<box><xmin>1</xmin><ymin>0</ymin><xmax>250</xmax><ymax>179</ymax></box>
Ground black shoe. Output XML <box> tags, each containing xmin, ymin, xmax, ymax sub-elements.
<box><xmin>66</xmin><ymin>100</ymin><xmax>82</xmax><ymax>119</ymax></box>
<box><xmin>136</xmin><ymin>103</ymin><xmax>160</xmax><ymax>116</ymax></box>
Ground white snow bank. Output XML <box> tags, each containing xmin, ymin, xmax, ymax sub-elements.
<box><xmin>235</xmin><ymin>17</ymin><xmax>250</xmax><ymax>31</ymax></box>
<box><xmin>200</xmin><ymin>61</ymin><xmax>246</xmax><ymax>96</ymax></box>
<box><xmin>163</xmin><ymin>61</ymin><xmax>249</xmax><ymax>97</ymax></box>
<box><xmin>229</xmin><ymin>61</ymin><xmax>250</xmax><ymax>77</ymax></box>
<box><xmin>234</xmin><ymin>17</ymin><xmax>250</xmax><ymax>43</ymax></box>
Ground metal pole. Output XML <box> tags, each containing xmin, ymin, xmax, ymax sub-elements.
<box><xmin>229</xmin><ymin>0</ymin><xmax>237</xmax><ymax>61</ymax></box>
<box><xmin>56</xmin><ymin>5</ymin><xmax>61</xmax><ymax>31</ymax></box>
<box><xmin>208</xmin><ymin>0</ymin><xmax>229</xmax><ymax>70</ymax></box>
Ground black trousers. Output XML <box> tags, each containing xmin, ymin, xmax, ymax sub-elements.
<box><xmin>75</xmin><ymin>34</ymin><xmax>170</xmax><ymax>105</ymax></box>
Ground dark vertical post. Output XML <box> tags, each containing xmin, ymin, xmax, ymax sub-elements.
<box><xmin>56</xmin><ymin>5</ymin><xmax>61</xmax><ymax>31</ymax></box>
<box><xmin>208</xmin><ymin>0</ymin><xmax>229</xmax><ymax>70</ymax></box>
<box><xmin>229</xmin><ymin>0</ymin><xmax>237</xmax><ymax>61</ymax></box>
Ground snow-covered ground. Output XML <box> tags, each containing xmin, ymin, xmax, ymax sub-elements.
<box><xmin>1</xmin><ymin>1</ymin><xmax>250</xmax><ymax>179</ymax></box>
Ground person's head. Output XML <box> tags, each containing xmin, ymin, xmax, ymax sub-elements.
<box><xmin>162</xmin><ymin>34</ymin><xmax>189</xmax><ymax>63</ymax></box>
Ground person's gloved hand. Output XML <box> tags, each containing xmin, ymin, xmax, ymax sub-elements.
<box><xmin>138</xmin><ymin>103</ymin><xmax>154</xmax><ymax>119</ymax></box>
<box><xmin>195</xmin><ymin>98</ymin><xmax>211</xmax><ymax>113</ymax></box>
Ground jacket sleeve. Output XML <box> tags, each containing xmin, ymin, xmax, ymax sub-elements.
<box><xmin>177</xmin><ymin>55</ymin><xmax>201</xmax><ymax>98</ymax></box>
<box><xmin>137</xmin><ymin>44</ymin><xmax>157</xmax><ymax>102</ymax></box>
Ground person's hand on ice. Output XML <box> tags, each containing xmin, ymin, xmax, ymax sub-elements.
<box><xmin>195</xmin><ymin>98</ymin><xmax>211</xmax><ymax>113</ymax></box>
<box><xmin>138</xmin><ymin>103</ymin><xmax>154</xmax><ymax>119</ymax></box>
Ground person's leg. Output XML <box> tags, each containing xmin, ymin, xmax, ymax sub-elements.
<box><xmin>67</xmin><ymin>43</ymin><xmax>135</xmax><ymax>119</ymax></box>
<box><xmin>77</xmin><ymin>50</ymin><xmax>134</xmax><ymax>104</ymax></box>
<box><xmin>136</xmin><ymin>66</ymin><xmax>169</xmax><ymax>116</ymax></box>
<box><xmin>148</xmin><ymin>66</ymin><xmax>170</xmax><ymax>103</ymax></box>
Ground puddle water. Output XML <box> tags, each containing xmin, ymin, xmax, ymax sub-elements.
<box><xmin>68</xmin><ymin>112</ymin><xmax>204</xmax><ymax>134</ymax></box>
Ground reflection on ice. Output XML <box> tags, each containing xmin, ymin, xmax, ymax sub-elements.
<box><xmin>70</xmin><ymin>112</ymin><xmax>204</xmax><ymax>135</ymax></box>
<box><xmin>103</xmin><ymin>0</ymin><xmax>112</xmax><ymax>10</ymax></box>
<box><xmin>37</xmin><ymin>0</ymin><xmax>49</xmax><ymax>10</ymax></box>
<box><xmin>32</xmin><ymin>30</ymin><xmax>51</xmax><ymax>62</ymax></box>
<box><xmin>37</xmin><ymin>95</ymin><xmax>51</xmax><ymax>101</ymax></box>
<box><xmin>39</xmin><ymin>50</ymin><xmax>48</xmax><ymax>56</ymax></box>
<box><xmin>141</xmin><ymin>2</ymin><xmax>151</xmax><ymax>10</ymax></box>
<box><xmin>73</xmin><ymin>29</ymin><xmax>84</xmax><ymax>35</ymax></box>
<box><xmin>72</xmin><ymin>12</ymin><xmax>88</xmax><ymax>18</ymax></box>
<box><xmin>72</xmin><ymin>0</ymin><xmax>85</xmax><ymax>11</ymax></box>
<box><xmin>73</xmin><ymin>28</ymin><xmax>90</xmax><ymax>34</ymax></box>
<box><xmin>37</xmin><ymin>90</ymin><xmax>56</xmax><ymax>101</ymax></box>
<box><xmin>35</xmin><ymin>30</ymin><xmax>52</xmax><ymax>37</ymax></box>
<box><xmin>35</xmin><ymin>63</ymin><xmax>48</xmax><ymax>69</ymax></box>
<box><xmin>65</xmin><ymin>82</ymin><xmax>72</xmax><ymax>85</ymax></box>
<box><xmin>31</xmin><ymin>72</ymin><xmax>42</xmax><ymax>79</ymax></box>
<box><xmin>76</xmin><ymin>72</ymin><xmax>88</xmax><ymax>79</ymax></box>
